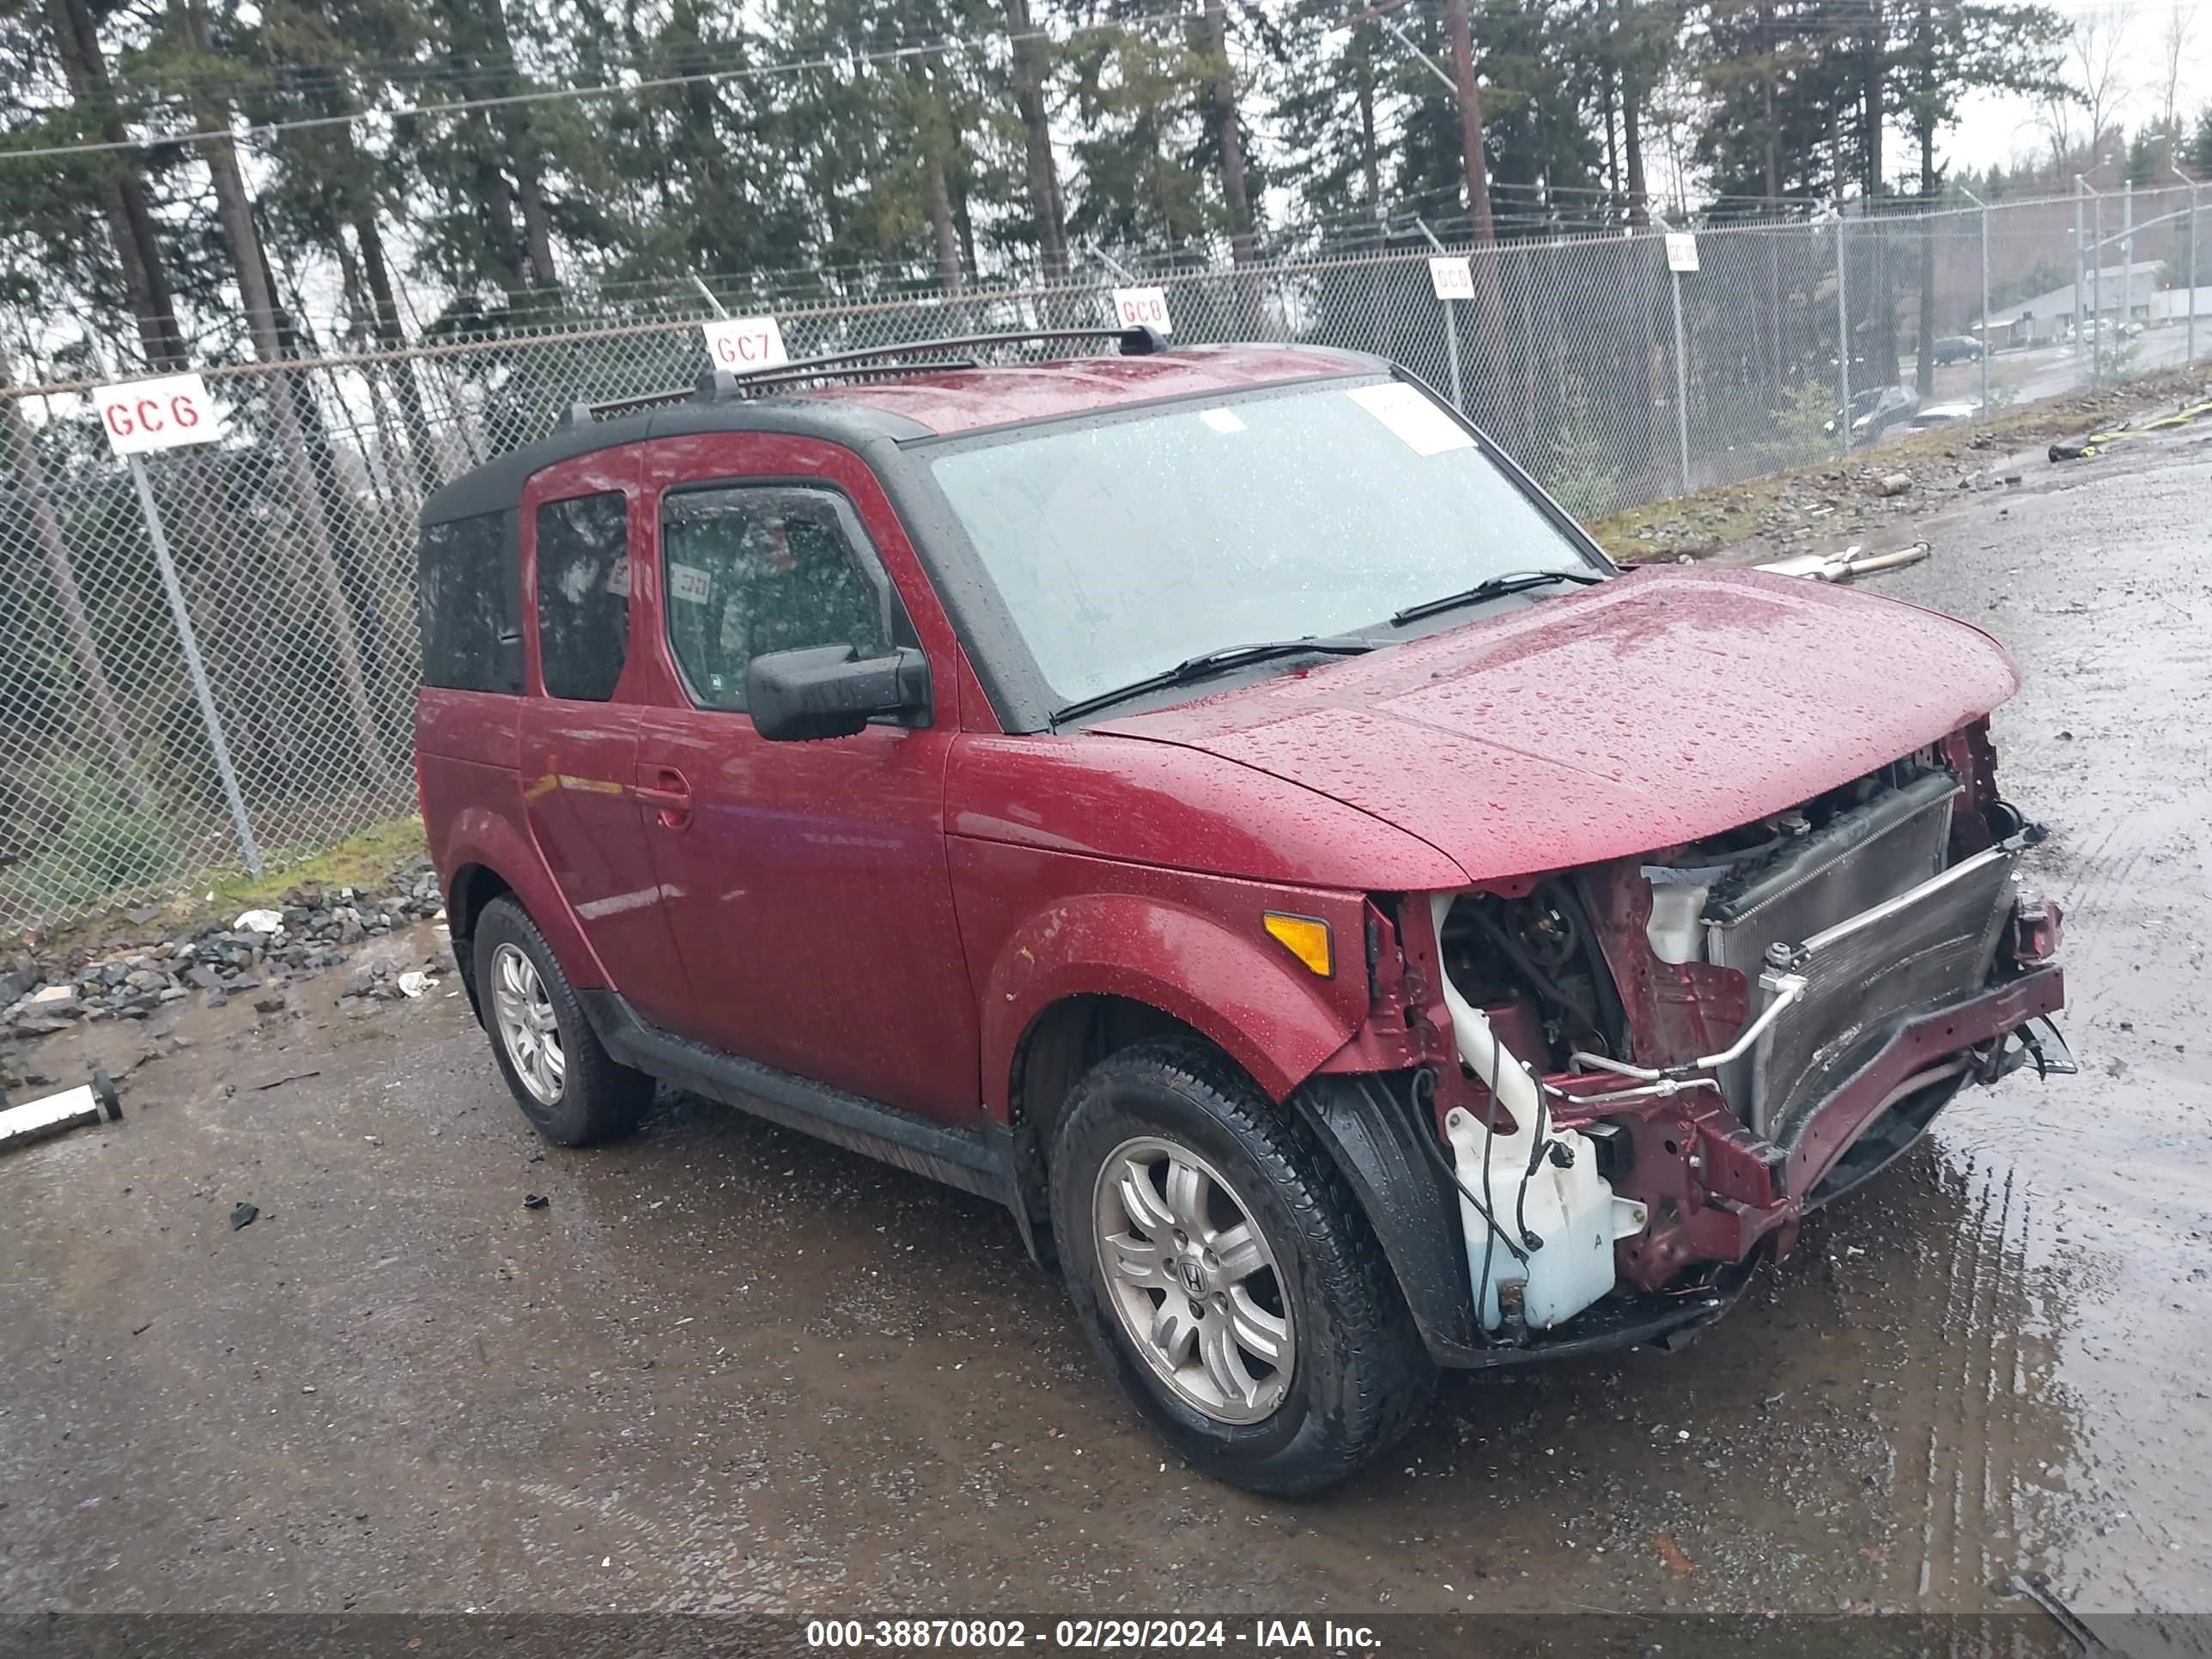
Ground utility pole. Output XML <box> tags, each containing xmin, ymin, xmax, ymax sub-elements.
<box><xmin>1443</xmin><ymin>0</ymin><xmax>1496</xmax><ymax>243</ymax></box>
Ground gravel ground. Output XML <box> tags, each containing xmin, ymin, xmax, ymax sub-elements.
<box><xmin>1</xmin><ymin>411</ymin><xmax>2208</xmax><ymax>1632</ymax></box>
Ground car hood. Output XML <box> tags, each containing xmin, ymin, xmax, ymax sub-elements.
<box><xmin>1095</xmin><ymin>566</ymin><xmax>2019</xmax><ymax>884</ymax></box>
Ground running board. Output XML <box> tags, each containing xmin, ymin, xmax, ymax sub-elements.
<box><xmin>577</xmin><ymin>991</ymin><xmax>1008</xmax><ymax>1203</ymax></box>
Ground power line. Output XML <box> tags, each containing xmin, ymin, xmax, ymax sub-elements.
<box><xmin>0</xmin><ymin>8</ymin><xmax>1215</xmax><ymax>164</ymax></box>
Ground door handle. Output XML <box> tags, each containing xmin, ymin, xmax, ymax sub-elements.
<box><xmin>635</xmin><ymin>767</ymin><xmax>692</xmax><ymax>829</ymax></box>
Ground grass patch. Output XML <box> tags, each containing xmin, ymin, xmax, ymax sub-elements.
<box><xmin>9</xmin><ymin>815</ymin><xmax>427</xmax><ymax>957</ymax></box>
<box><xmin>208</xmin><ymin>817</ymin><xmax>428</xmax><ymax>913</ymax></box>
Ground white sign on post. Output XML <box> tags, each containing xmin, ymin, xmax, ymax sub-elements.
<box><xmin>701</xmin><ymin>315</ymin><xmax>789</xmax><ymax>372</ymax></box>
<box><xmin>94</xmin><ymin>372</ymin><xmax>226</xmax><ymax>456</ymax></box>
<box><xmin>1664</xmin><ymin>232</ymin><xmax>1701</xmax><ymax>274</ymax></box>
<box><xmin>1110</xmin><ymin>287</ymin><xmax>1174</xmax><ymax>334</ymax></box>
<box><xmin>1427</xmin><ymin>256</ymin><xmax>1475</xmax><ymax>301</ymax></box>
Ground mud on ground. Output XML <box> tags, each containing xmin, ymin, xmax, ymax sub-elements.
<box><xmin>1</xmin><ymin>412</ymin><xmax>2208</xmax><ymax>1624</ymax></box>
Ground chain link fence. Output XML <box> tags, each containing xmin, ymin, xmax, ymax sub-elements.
<box><xmin>2</xmin><ymin>185</ymin><xmax>2206</xmax><ymax>933</ymax></box>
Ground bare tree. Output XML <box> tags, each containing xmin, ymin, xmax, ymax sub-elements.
<box><xmin>2040</xmin><ymin>4</ymin><xmax>2135</xmax><ymax>163</ymax></box>
<box><xmin>2160</xmin><ymin>4</ymin><xmax>2195</xmax><ymax>153</ymax></box>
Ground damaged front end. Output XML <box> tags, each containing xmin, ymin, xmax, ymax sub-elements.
<box><xmin>1339</xmin><ymin>720</ymin><xmax>2070</xmax><ymax>1363</ymax></box>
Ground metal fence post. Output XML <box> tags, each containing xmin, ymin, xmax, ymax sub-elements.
<box><xmin>1652</xmin><ymin>216</ymin><xmax>1691</xmax><ymax>494</ymax></box>
<box><xmin>1834</xmin><ymin>206</ymin><xmax>1851</xmax><ymax>458</ymax></box>
<box><xmin>2122</xmin><ymin>177</ymin><xmax>2133</xmax><ymax>356</ymax></box>
<box><xmin>1669</xmin><ymin>254</ymin><xmax>1691</xmax><ymax>495</ymax></box>
<box><xmin>2092</xmin><ymin>188</ymin><xmax>2104</xmax><ymax>384</ymax></box>
<box><xmin>1413</xmin><ymin>217</ymin><xmax>1466</xmax><ymax>412</ymax></box>
<box><xmin>125</xmin><ymin>454</ymin><xmax>262</xmax><ymax>878</ymax></box>
<box><xmin>2183</xmin><ymin>164</ymin><xmax>2203</xmax><ymax>366</ymax></box>
<box><xmin>1960</xmin><ymin>185</ymin><xmax>1990</xmax><ymax>414</ymax></box>
<box><xmin>2073</xmin><ymin>177</ymin><xmax>2085</xmax><ymax>357</ymax></box>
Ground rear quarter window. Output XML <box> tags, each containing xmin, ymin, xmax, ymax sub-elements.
<box><xmin>535</xmin><ymin>492</ymin><xmax>632</xmax><ymax>702</ymax></box>
<box><xmin>416</xmin><ymin>509</ymin><xmax>522</xmax><ymax>694</ymax></box>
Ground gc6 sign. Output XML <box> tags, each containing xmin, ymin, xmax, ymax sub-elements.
<box><xmin>93</xmin><ymin>372</ymin><xmax>227</xmax><ymax>456</ymax></box>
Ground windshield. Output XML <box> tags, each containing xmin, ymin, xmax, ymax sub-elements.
<box><xmin>925</xmin><ymin>379</ymin><xmax>1599</xmax><ymax>707</ymax></box>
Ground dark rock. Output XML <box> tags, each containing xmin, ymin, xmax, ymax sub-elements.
<box><xmin>230</xmin><ymin>1201</ymin><xmax>258</xmax><ymax>1230</ymax></box>
<box><xmin>252</xmin><ymin>995</ymin><xmax>286</xmax><ymax>1015</ymax></box>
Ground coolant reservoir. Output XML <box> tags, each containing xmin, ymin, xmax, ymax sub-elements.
<box><xmin>1444</xmin><ymin>1109</ymin><xmax>1649</xmax><ymax>1332</ymax></box>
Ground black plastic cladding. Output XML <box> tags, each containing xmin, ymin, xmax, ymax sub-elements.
<box><xmin>414</xmin><ymin>343</ymin><xmax>1618</xmax><ymax>736</ymax></box>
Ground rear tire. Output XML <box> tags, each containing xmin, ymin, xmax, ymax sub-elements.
<box><xmin>473</xmin><ymin>896</ymin><xmax>653</xmax><ymax>1146</ymax></box>
<box><xmin>1048</xmin><ymin>1038</ymin><xmax>1436</xmax><ymax>1497</ymax></box>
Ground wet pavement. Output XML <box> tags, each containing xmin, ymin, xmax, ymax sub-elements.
<box><xmin>1</xmin><ymin>421</ymin><xmax>2209</xmax><ymax>1624</ymax></box>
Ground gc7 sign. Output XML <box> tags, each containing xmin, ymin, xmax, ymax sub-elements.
<box><xmin>94</xmin><ymin>372</ymin><xmax>227</xmax><ymax>456</ymax></box>
<box><xmin>702</xmin><ymin>315</ymin><xmax>789</xmax><ymax>371</ymax></box>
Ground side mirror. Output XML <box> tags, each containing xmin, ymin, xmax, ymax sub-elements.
<box><xmin>745</xmin><ymin>645</ymin><xmax>931</xmax><ymax>742</ymax></box>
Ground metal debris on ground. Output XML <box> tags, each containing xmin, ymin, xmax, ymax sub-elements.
<box><xmin>1755</xmin><ymin>541</ymin><xmax>1932</xmax><ymax>584</ymax></box>
<box><xmin>2050</xmin><ymin>397</ymin><xmax>2212</xmax><ymax>462</ymax></box>
<box><xmin>0</xmin><ymin>1067</ymin><xmax>123</xmax><ymax>1155</ymax></box>
<box><xmin>2002</xmin><ymin>1571</ymin><xmax>2115</xmax><ymax>1655</ymax></box>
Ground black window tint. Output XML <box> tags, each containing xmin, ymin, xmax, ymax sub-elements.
<box><xmin>535</xmin><ymin>492</ymin><xmax>631</xmax><ymax>702</ymax></box>
<box><xmin>660</xmin><ymin>487</ymin><xmax>890</xmax><ymax>713</ymax></box>
<box><xmin>416</xmin><ymin>509</ymin><xmax>521</xmax><ymax>694</ymax></box>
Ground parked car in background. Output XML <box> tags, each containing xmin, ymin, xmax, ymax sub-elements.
<box><xmin>1826</xmin><ymin>384</ymin><xmax>1920</xmax><ymax>446</ymax></box>
<box><xmin>1899</xmin><ymin>398</ymin><xmax>1984</xmax><ymax>437</ymax></box>
<box><xmin>414</xmin><ymin>330</ymin><xmax>2069</xmax><ymax>1495</ymax></box>
<box><xmin>1931</xmin><ymin>336</ymin><xmax>1986</xmax><ymax>364</ymax></box>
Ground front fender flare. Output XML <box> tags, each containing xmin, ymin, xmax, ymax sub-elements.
<box><xmin>981</xmin><ymin>893</ymin><xmax>1362</xmax><ymax>1118</ymax></box>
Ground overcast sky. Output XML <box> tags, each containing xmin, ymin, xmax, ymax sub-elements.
<box><xmin>1949</xmin><ymin>0</ymin><xmax>2212</xmax><ymax>176</ymax></box>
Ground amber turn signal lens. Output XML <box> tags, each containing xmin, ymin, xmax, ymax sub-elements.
<box><xmin>1262</xmin><ymin>911</ymin><xmax>1334</xmax><ymax>977</ymax></box>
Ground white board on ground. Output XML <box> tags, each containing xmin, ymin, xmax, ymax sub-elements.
<box><xmin>93</xmin><ymin>372</ymin><xmax>226</xmax><ymax>456</ymax></box>
<box><xmin>1110</xmin><ymin>287</ymin><xmax>1174</xmax><ymax>334</ymax></box>
<box><xmin>702</xmin><ymin>315</ymin><xmax>789</xmax><ymax>372</ymax></box>
<box><xmin>1428</xmin><ymin>256</ymin><xmax>1475</xmax><ymax>301</ymax></box>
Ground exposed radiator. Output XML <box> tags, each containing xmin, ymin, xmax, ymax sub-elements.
<box><xmin>1702</xmin><ymin>772</ymin><xmax>2016</xmax><ymax>1139</ymax></box>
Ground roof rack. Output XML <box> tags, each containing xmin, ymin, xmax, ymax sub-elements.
<box><xmin>556</xmin><ymin>323</ymin><xmax>1167</xmax><ymax>429</ymax></box>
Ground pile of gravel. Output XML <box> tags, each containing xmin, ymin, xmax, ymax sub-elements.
<box><xmin>0</xmin><ymin>858</ymin><xmax>446</xmax><ymax>1042</ymax></box>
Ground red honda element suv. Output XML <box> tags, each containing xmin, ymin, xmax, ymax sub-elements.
<box><xmin>414</xmin><ymin>327</ymin><xmax>2069</xmax><ymax>1495</ymax></box>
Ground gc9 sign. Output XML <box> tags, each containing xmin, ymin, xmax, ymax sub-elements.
<box><xmin>94</xmin><ymin>372</ymin><xmax>227</xmax><ymax>456</ymax></box>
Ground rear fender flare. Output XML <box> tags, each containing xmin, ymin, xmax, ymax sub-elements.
<box><xmin>981</xmin><ymin>894</ymin><xmax>1360</xmax><ymax>1120</ymax></box>
<box><xmin>436</xmin><ymin>805</ymin><xmax>611</xmax><ymax>994</ymax></box>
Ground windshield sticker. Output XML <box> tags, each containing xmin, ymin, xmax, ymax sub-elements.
<box><xmin>1197</xmin><ymin>407</ymin><xmax>1247</xmax><ymax>434</ymax></box>
<box><xmin>1346</xmin><ymin>383</ymin><xmax>1475</xmax><ymax>457</ymax></box>
<box><xmin>668</xmin><ymin>562</ymin><xmax>712</xmax><ymax>605</ymax></box>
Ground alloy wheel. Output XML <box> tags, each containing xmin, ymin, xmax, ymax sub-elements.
<box><xmin>1091</xmin><ymin>1135</ymin><xmax>1294</xmax><ymax>1425</ymax></box>
<box><xmin>490</xmin><ymin>942</ymin><xmax>564</xmax><ymax>1106</ymax></box>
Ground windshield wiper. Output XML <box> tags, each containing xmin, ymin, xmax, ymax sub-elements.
<box><xmin>1389</xmin><ymin>568</ymin><xmax>1605</xmax><ymax>627</ymax></box>
<box><xmin>1049</xmin><ymin>635</ymin><xmax>1376</xmax><ymax>728</ymax></box>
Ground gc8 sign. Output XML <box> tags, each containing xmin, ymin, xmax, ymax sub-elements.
<box><xmin>1110</xmin><ymin>287</ymin><xmax>1174</xmax><ymax>335</ymax></box>
<box><xmin>94</xmin><ymin>372</ymin><xmax>226</xmax><ymax>456</ymax></box>
<box><xmin>701</xmin><ymin>316</ymin><xmax>790</xmax><ymax>371</ymax></box>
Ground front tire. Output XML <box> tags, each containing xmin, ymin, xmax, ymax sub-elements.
<box><xmin>1048</xmin><ymin>1039</ymin><xmax>1435</xmax><ymax>1496</ymax></box>
<box><xmin>473</xmin><ymin>896</ymin><xmax>653</xmax><ymax>1146</ymax></box>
